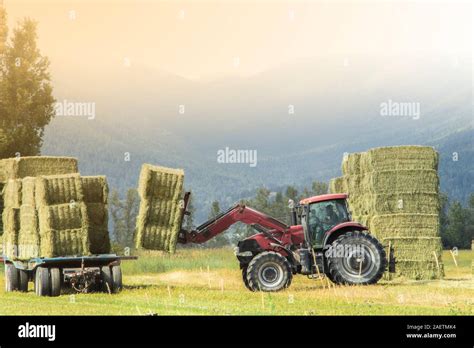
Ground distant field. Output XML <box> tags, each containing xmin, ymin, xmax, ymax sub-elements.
<box><xmin>0</xmin><ymin>249</ymin><xmax>472</xmax><ymax>315</ymax></box>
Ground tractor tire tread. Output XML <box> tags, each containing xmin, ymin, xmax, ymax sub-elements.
<box><xmin>326</xmin><ymin>231</ymin><xmax>386</xmax><ymax>285</ymax></box>
<box><xmin>246</xmin><ymin>251</ymin><xmax>292</xmax><ymax>292</ymax></box>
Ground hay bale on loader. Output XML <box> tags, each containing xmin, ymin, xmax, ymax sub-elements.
<box><xmin>135</xmin><ymin>164</ymin><xmax>184</xmax><ymax>253</ymax></box>
<box><xmin>81</xmin><ymin>176</ymin><xmax>110</xmax><ymax>254</ymax></box>
<box><xmin>330</xmin><ymin>145</ymin><xmax>443</xmax><ymax>280</ymax></box>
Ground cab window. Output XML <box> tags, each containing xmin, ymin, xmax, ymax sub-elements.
<box><xmin>307</xmin><ymin>199</ymin><xmax>349</xmax><ymax>244</ymax></box>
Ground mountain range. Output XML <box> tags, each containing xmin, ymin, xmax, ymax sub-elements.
<box><xmin>41</xmin><ymin>55</ymin><xmax>473</xmax><ymax>221</ymax></box>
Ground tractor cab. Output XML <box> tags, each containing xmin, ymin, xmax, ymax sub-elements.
<box><xmin>299</xmin><ymin>194</ymin><xmax>352</xmax><ymax>248</ymax></box>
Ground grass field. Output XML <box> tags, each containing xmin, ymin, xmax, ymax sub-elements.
<box><xmin>0</xmin><ymin>248</ymin><xmax>472</xmax><ymax>315</ymax></box>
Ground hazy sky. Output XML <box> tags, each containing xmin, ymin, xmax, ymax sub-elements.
<box><xmin>4</xmin><ymin>0</ymin><xmax>472</xmax><ymax>80</ymax></box>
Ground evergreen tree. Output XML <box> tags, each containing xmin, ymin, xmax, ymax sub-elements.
<box><xmin>444</xmin><ymin>201</ymin><xmax>466</xmax><ymax>249</ymax></box>
<box><xmin>109</xmin><ymin>188</ymin><xmax>139</xmax><ymax>248</ymax></box>
<box><xmin>312</xmin><ymin>181</ymin><xmax>328</xmax><ymax>195</ymax></box>
<box><xmin>0</xmin><ymin>16</ymin><xmax>55</xmax><ymax>158</ymax></box>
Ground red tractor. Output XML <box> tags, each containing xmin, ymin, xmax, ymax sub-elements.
<box><xmin>178</xmin><ymin>193</ymin><xmax>387</xmax><ymax>292</ymax></box>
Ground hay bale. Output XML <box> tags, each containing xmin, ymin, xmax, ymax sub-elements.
<box><xmin>393</xmin><ymin>260</ymin><xmax>443</xmax><ymax>280</ymax></box>
<box><xmin>360</xmin><ymin>170</ymin><xmax>439</xmax><ymax>194</ymax></box>
<box><xmin>135</xmin><ymin>164</ymin><xmax>184</xmax><ymax>253</ymax></box>
<box><xmin>82</xmin><ymin>176</ymin><xmax>108</xmax><ymax>204</ymax></box>
<box><xmin>0</xmin><ymin>156</ymin><xmax>78</xmax><ymax>182</ymax></box>
<box><xmin>329</xmin><ymin>176</ymin><xmax>347</xmax><ymax>193</ymax></box>
<box><xmin>0</xmin><ymin>182</ymin><xmax>4</xmax><ymax>235</ymax></box>
<box><xmin>3</xmin><ymin>179</ymin><xmax>22</xmax><ymax>208</ymax></box>
<box><xmin>21</xmin><ymin>177</ymin><xmax>36</xmax><ymax>207</ymax></box>
<box><xmin>82</xmin><ymin>176</ymin><xmax>110</xmax><ymax>254</ymax></box>
<box><xmin>370</xmin><ymin>214</ymin><xmax>439</xmax><ymax>239</ymax></box>
<box><xmin>34</xmin><ymin>174</ymin><xmax>84</xmax><ymax>206</ymax></box>
<box><xmin>85</xmin><ymin>202</ymin><xmax>110</xmax><ymax>254</ymax></box>
<box><xmin>342</xmin><ymin>153</ymin><xmax>362</xmax><ymax>175</ymax></box>
<box><xmin>360</xmin><ymin>192</ymin><xmax>440</xmax><ymax>215</ymax></box>
<box><xmin>359</xmin><ymin>146</ymin><xmax>438</xmax><ymax>172</ymax></box>
<box><xmin>383</xmin><ymin>236</ymin><xmax>442</xmax><ymax>261</ymax></box>
<box><xmin>17</xmin><ymin>205</ymin><xmax>40</xmax><ymax>259</ymax></box>
<box><xmin>38</xmin><ymin>202</ymin><xmax>90</xmax><ymax>257</ymax></box>
<box><xmin>2</xmin><ymin>208</ymin><xmax>20</xmax><ymax>258</ymax></box>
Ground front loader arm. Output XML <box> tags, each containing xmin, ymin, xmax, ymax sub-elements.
<box><xmin>178</xmin><ymin>203</ymin><xmax>289</xmax><ymax>244</ymax></box>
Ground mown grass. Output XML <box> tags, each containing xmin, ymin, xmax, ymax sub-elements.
<box><xmin>0</xmin><ymin>249</ymin><xmax>472</xmax><ymax>315</ymax></box>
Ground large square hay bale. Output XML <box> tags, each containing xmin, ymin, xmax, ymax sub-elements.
<box><xmin>359</xmin><ymin>146</ymin><xmax>438</xmax><ymax>173</ymax></box>
<box><xmin>0</xmin><ymin>156</ymin><xmax>78</xmax><ymax>182</ymax></box>
<box><xmin>3</xmin><ymin>179</ymin><xmax>22</xmax><ymax>208</ymax></box>
<box><xmin>17</xmin><ymin>205</ymin><xmax>40</xmax><ymax>259</ymax></box>
<box><xmin>82</xmin><ymin>176</ymin><xmax>109</xmax><ymax>204</ymax></box>
<box><xmin>135</xmin><ymin>164</ymin><xmax>184</xmax><ymax>253</ymax></box>
<box><xmin>360</xmin><ymin>170</ymin><xmax>439</xmax><ymax>194</ymax></box>
<box><xmin>82</xmin><ymin>176</ymin><xmax>110</xmax><ymax>254</ymax></box>
<box><xmin>0</xmin><ymin>182</ymin><xmax>4</xmax><ymax>235</ymax></box>
<box><xmin>35</xmin><ymin>174</ymin><xmax>84</xmax><ymax>206</ymax></box>
<box><xmin>370</xmin><ymin>214</ymin><xmax>439</xmax><ymax>239</ymax></box>
<box><xmin>2</xmin><ymin>208</ymin><xmax>20</xmax><ymax>258</ymax></box>
<box><xmin>38</xmin><ymin>202</ymin><xmax>90</xmax><ymax>257</ymax></box>
<box><xmin>21</xmin><ymin>177</ymin><xmax>36</xmax><ymax>207</ymax></box>
<box><xmin>85</xmin><ymin>202</ymin><xmax>110</xmax><ymax>254</ymax></box>
<box><xmin>341</xmin><ymin>153</ymin><xmax>362</xmax><ymax>175</ymax></box>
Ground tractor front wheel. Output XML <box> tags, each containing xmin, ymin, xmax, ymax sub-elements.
<box><xmin>246</xmin><ymin>252</ymin><xmax>292</xmax><ymax>292</ymax></box>
<box><xmin>326</xmin><ymin>231</ymin><xmax>386</xmax><ymax>285</ymax></box>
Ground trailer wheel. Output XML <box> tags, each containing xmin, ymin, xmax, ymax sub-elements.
<box><xmin>50</xmin><ymin>268</ymin><xmax>61</xmax><ymax>297</ymax></box>
<box><xmin>326</xmin><ymin>231</ymin><xmax>386</xmax><ymax>285</ymax></box>
<box><xmin>35</xmin><ymin>267</ymin><xmax>50</xmax><ymax>296</ymax></box>
<box><xmin>246</xmin><ymin>252</ymin><xmax>292</xmax><ymax>292</ymax></box>
<box><xmin>18</xmin><ymin>269</ymin><xmax>29</xmax><ymax>292</ymax></box>
<box><xmin>5</xmin><ymin>263</ymin><xmax>19</xmax><ymax>292</ymax></box>
<box><xmin>111</xmin><ymin>266</ymin><xmax>122</xmax><ymax>293</ymax></box>
<box><xmin>101</xmin><ymin>266</ymin><xmax>113</xmax><ymax>293</ymax></box>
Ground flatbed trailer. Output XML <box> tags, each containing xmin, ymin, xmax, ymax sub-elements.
<box><xmin>2</xmin><ymin>254</ymin><xmax>137</xmax><ymax>297</ymax></box>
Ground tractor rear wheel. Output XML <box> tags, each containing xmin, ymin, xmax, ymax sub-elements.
<box><xmin>246</xmin><ymin>252</ymin><xmax>292</xmax><ymax>292</ymax></box>
<box><xmin>326</xmin><ymin>231</ymin><xmax>386</xmax><ymax>285</ymax></box>
<box><xmin>241</xmin><ymin>266</ymin><xmax>252</xmax><ymax>291</ymax></box>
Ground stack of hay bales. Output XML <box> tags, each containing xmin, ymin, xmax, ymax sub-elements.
<box><xmin>329</xmin><ymin>146</ymin><xmax>443</xmax><ymax>280</ymax></box>
<box><xmin>36</xmin><ymin>174</ymin><xmax>90</xmax><ymax>258</ymax></box>
<box><xmin>0</xmin><ymin>157</ymin><xmax>111</xmax><ymax>259</ymax></box>
<box><xmin>0</xmin><ymin>156</ymin><xmax>78</xmax><ymax>236</ymax></box>
<box><xmin>81</xmin><ymin>176</ymin><xmax>110</xmax><ymax>254</ymax></box>
<box><xmin>135</xmin><ymin>164</ymin><xmax>184</xmax><ymax>253</ymax></box>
